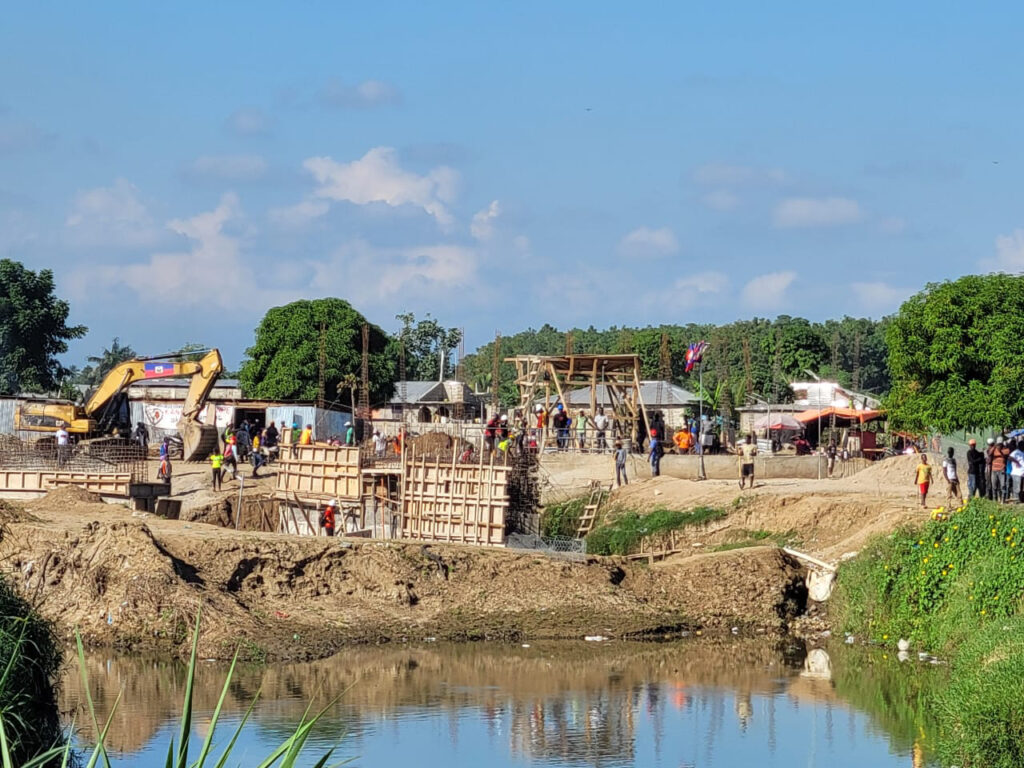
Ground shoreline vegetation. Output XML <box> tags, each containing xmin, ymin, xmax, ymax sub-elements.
<box><xmin>833</xmin><ymin>497</ymin><xmax>1024</xmax><ymax>767</ymax></box>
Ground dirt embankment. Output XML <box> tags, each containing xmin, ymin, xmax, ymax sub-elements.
<box><xmin>0</xmin><ymin>488</ymin><xmax>806</xmax><ymax>661</ymax></box>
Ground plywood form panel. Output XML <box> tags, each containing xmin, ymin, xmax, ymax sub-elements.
<box><xmin>0</xmin><ymin>471</ymin><xmax>131</xmax><ymax>496</ymax></box>
<box><xmin>275</xmin><ymin>444</ymin><xmax>362</xmax><ymax>500</ymax></box>
<box><xmin>400</xmin><ymin>455</ymin><xmax>509</xmax><ymax>546</ymax></box>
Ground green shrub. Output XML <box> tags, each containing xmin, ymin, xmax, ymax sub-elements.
<box><xmin>934</xmin><ymin>616</ymin><xmax>1024</xmax><ymax>768</ymax></box>
<box><xmin>540</xmin><ymin>496</ymin><xmax>588</xmax><ymax>538</ymax></box>
<box><xmin>832</xmin><ymin>498</ymin><xmax>1024</xmax><ymax>651</ymax></box>
<box><xmin>0</xmin><ymin>576</ymin><xmax>63</xmax><ymax>765</ymax></box>
<box><xmin>586</xmin><ymin>505</ymin><xmax>726</xmax><ymax>556</ymax></box>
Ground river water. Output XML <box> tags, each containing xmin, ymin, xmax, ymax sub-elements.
<box><xmin>60</xmin><ymin>639</ymin><xmax>936</xmax><ymax>767</ymax></box>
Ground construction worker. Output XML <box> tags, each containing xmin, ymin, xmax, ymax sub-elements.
<box><xmin>673</xmin><ymin>427</ymin><xmax>692</xmax><ymax>454</ymax></box>
<box><xmin>300</xmin><ymin>423</ymin><xmax>313</xmax><ymax>445</ymax></box>
<box><xmin>320</xmin><ymin>499</ymin><xmax>337</xmax><ymax>537</ymax></box>
<box><xmin>209</xmin><ymin>450</ymin><xmax>224</xmax><ymax>491</ymax></box>
<box><xmin>223</xmin><ymin>436</ymin><xmax>238</xmax><ymax>479</ymax></box>
<box><xmin>738</xmin><ymin>434</ymin><xmax>758</xmax><ymax>489</ymax></box>
<box><xmin>344</xmin><ymin>422</ymin><xmax>355</xmax><ymax>446</ymax></box>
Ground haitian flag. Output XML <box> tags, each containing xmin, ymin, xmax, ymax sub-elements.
<box><xmin>144</xmin><ymin>362</ymin><xmax>178</xmax><ymax>378</ymax></box>
<box><xmin>684</xmin><ymin>341</ymin><xmax>708</xmax><ymax>373</ymax></box>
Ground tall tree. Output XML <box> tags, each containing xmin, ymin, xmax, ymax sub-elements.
<box><xmin>886</xmin><ymin>274</ymin><xmax>1024</xmax><ymax>432</ymax></box>
<box><xmin>0</xmin><ymin>260</ymin><xmax>86</xmax><ymax>394</ymax></box>
<box><xmin>239</xmin><ymin>299</ymin><xmax>394</xmax><ymax>404</ymax></box>
<box><xmin>395</xmin><ymin>313</ymin><xmax>463</xmax><ymax>381</ymax></box>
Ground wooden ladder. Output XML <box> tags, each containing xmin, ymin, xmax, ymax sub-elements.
<box><xmin>576</xmin><ymin>481</ymin><xmax>607</xmax><ymax>538</ymax></box>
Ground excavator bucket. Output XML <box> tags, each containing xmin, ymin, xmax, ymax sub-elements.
<box><xmin>179</xmin><ymin>419</ymin><xmax>220</xmax><ymax>461</ymax></box>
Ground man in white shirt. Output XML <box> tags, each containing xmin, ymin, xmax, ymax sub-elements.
<box><xmin>55</xmin><ymin>423</ymin><xmax>70</xmax><ymax>466</ymax></box>
<box><xmin>593</xmin><ymin>408</ymin><xmax>609</xmax><ymax>453</ymax></box>
<box><xmin>941</xmin><ymin>447</ymin><xmax>964</xmax><ymax>506</ymax></box>
<box><xmin>1008</xmin><ymin>440</ymin><xmax>1024</xmax><ymax>504</ymax></box>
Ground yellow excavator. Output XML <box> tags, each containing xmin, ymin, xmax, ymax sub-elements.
<box><xmin>14</xmin><ymin>349</ymin><xmax>224</xmax><ymax>460</ymax></box>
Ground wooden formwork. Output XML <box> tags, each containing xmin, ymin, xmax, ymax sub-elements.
<box><xmin>400</xmin><ymin>448</ymin><xmax>510</xmax><ymax>546</ymax></box>
<box><xmin>275</xmin><ymin>444</ymin><xmax>361</xmax><ymax>501</ymax></box>
<box><xmin>0</xmin><ymin>470</ymin><xmax>131</xmax><ymax>498</ymax></box>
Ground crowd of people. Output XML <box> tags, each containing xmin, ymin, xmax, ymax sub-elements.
<box><xmin>912</xmin><ymin>436</ymin><xmax>1024</xmax><ymax>510</ymax></box>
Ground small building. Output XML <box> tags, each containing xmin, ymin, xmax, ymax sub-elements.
<box><xmin>559</xmin><ymin>380</ymin><xmax>698</xmax><ymax>430</ymax></box>
<box><xmin>378</xmin><ymin>380</ymin><xmax>484</xmax><ymax>424</ymax></box>
<box><xmin>789</xmin><ymin>380</ymin><xmax>881</xmax><ymax>411</ymax></box>
<box><xmin>125</xmin><ymin>378</ymin><xmax>352</xmax><ymax>442</ymax></box>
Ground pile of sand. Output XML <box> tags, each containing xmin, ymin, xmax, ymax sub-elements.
<box><xmin>28</xmin><ymin>485</ymin><xmax>104</xmax><ymax>512</ymax></box>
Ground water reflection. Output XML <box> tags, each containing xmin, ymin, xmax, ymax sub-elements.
<box><xmin>60</xmin><ymin>639</ymin><xmax>929</xmax><ymax>767</ymax></box>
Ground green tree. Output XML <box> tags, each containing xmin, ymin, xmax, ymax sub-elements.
<box><xmin>239</xmin><ymin>298</ymin><xmax>394</xmax><ymax>404</ymax></box>
<box><xmin>0</xmin><ymin>259</ymin><xmax>86</xmax><ymax>394</ymax></box>
<box><xmin>395</xmin><ymin>313</ymin><xmax>463</xmax><ymax>381</ymax></box>
<box><xmin>885</xmin><ymin>274</ymin><xmax>1024</xmax><ymax>432</ymax></box>
<box><xmin>78</xmin><ymin>336</ymin><xmax>137</xmax><ymax>387</ymax></box>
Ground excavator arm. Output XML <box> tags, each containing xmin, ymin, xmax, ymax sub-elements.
<box><xmin>175</xmin><ymin>349</ymin><xmax>224</xmax><ymax>460</ymax></box>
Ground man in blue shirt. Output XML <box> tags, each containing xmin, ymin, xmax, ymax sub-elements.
<box><xmin>648</xmin><ymin>428</ymin><xmax>662</xmax><ymax>477</ymax></box>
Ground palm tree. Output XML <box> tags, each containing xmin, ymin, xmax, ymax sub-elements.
<box><xmin>82</xmin><ymin>337</ymin><xmax>137</xmax><ymax>386</ymax></box>
<box><xmin>337</xmin><ymin>373</ymin><xmax>359</xmax><ymax>417</ymax></box>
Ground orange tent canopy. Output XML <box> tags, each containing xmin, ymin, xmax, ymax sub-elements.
<box><xmin>794</xmin><ymin>407</ymin><xmax>884</xmax><ymax>424</ymax></box>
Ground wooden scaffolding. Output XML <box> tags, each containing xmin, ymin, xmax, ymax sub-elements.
<box><xmin>506</xmin><ymin>354</ymin><xmax>650</xmax><ymax>446</ymax></box>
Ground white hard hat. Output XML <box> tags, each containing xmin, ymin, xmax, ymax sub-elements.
<box><xmin>988</xmin><ymin>437</ymin><xmax>996</xmax><ymax>445</ymax></box>
<box><xmin>330</xmin><ymin>499</ymin><xmax>338</xmax><ymax>506</ymax></box>
<box><xmin>501</xmin><ymin>415</ymin><xmax>508</xmax><ymax>422</ymax></box>
<box><xmin>535</xmin><ymin>404</ymin><xmax>543</xmax><ymax>413</ymax></box>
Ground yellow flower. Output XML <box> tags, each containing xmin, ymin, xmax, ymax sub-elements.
<box><xmin>883</xmin><ymin>634</ymin><xmax>889</xmax><ymax>640</ymax></box>
<box><xmin>969</xmin><ymin>595</ymin><xmax>974</xmax><ymax>600</ymax></box>
<box><xmin>941</xmin><ymin>570</ymin><xmax>947</xmax><ymax>576</ymax></box>
<box><xmin>918</xmin><ymin>540</ymin><xmax>924</xmax><ymax>545</ymax></box>
<box><xmin>948</xmin><ymin>564</ymin><xmax>954</xmax><ymax>569</ymax></box>
<box><xmin>981</xmin><ymin>609</ymin><xmax>987</xmax><ymax>615</ymax></box>
<box><xmin>992</xmin><ymin>528</ymin><xmax>998</xmax><ymax>534</ymax></box>
<box><xmin>953</xmin><ymin>525</ymin><xmax>959</xmax><ymax>530</ymax></box>
<box><xmin>934</xmin><ymin>542</ymin><xmax>940</xmax><ymax>548</ymax></box>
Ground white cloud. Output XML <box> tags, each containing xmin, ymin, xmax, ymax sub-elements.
<box><xmin>702</xmin><ymin>190</ymin><xmax>739</xmax><ymax>211</ymax></box>
<box><xmin>225</xmin><ymin>107</ymin><xmax>272</xmax><ymax>137</ymax></box>
<box><xmin>773</xmin><ymin>197</ymin><xmax>863</xmax><ymax>228</ymax></box>
<box><xmin>618</xmin><ymin>226</ymin><xmax>679</xmax><ymax>259</ymax></box>
<box><xmin>187</xmin><ymin>154</ymin><xmax>268</xmax><ymax>182</ymax></box>
<box><xmin>73</xmin><ymin>194</ymin><xmax>275</xmax><ymax>310</ymax></box>
<box><xmin>851</xmin><ymin>281</ymin><xmax>911</xmax><ymax>313</ymax></box>
<box><xmin>992</xmin><ymin>229</ymin><xmax>1024</xmax><ymax>270</ymax></box>
<box><xmin>321</xmin><ymin>79</ymin><xmax>401</xmax><ymax>108</ymax></box>
<box><xmin>308</xmin><ymin>240</ymin><xmax>478</xmax><ymax>301</ymax></box>
<box><xmin>65</xmin><ymin>178</ymin><xmax>161</xmax><ymax>248</ymax></box>
<box><xmin>470</xmin><ymin>200</ymin><xmax>501</xmax><ymax>241</ymax></box>
<box><xmin>741</xmin><ymin>271</ymin><xmax>796</xmax><ymax>312</ymax></box>
<box><xmin>303</xmin><ymin>147</ymin><xmax>458</xmax><ymax>228</ymax></box>
<box><xmin>693</xmin><ymin>164</ymin><xmax>786</xmax><ymax>186</ymax></box>
<box><xmin>673</xmin><ymin>271</ymin><xmax>729</xmax><ymax>295</ymax></box>
<box><xmin>268</xmin><ymin>199</ymin><xmax>330</xmax><ymax>228</ymax></box>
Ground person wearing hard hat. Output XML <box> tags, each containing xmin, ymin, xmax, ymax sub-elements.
<box><xmin>299</xmin><ymin>424</ymin><xmax>313</xmax><ymax>446</ymax></box>
<box><xmin>648</xmin><ymin>427</ymin><xmax>663</xmax><ymax>477</ymax></box>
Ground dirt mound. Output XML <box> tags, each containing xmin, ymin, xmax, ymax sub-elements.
<box><xmin>833</xmin><ymin>453</ymin><xmax>923</xmax><ymax>493</ymax></box>
<box><xmin>407</xmin><ymin>431</ymin><xmax>472</xmax><ymax>459</ymax></box>
<box><xmin>28</xmin><ymin>485</ymin><xmax>105</xmax><ymax>511</ymax></box>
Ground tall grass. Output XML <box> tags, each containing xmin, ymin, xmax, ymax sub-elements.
<box><xmin>586</xmin><ymin>506</ymin><xmax>726</xmax><ymax>556</ymax></box>
<box><xmin>0</xmin><ymin>577</ymin><xmax>63</xmax><ymax>765</ymax></box>
<box><xmin>4</xmin><ymin>608</ymin><xmax>346</xmax><ymax>768</ymax></box>
<box><xmin>832</xmin><ymin>497</ymin><xmax>1024</xmax><ymax>767</ymax></box>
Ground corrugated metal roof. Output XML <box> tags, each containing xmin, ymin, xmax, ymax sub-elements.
<box><xmin>390</xmin><ymin>381</ymin><xmax>447</xmax><ymax>404</ymax></box>
<box><xmin>560</xmin><ymin>381</ymin><xmax>698</xmax><ymax>408</ymax></box>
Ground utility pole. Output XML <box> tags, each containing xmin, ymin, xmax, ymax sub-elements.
<box><xmin>659</xmin><ymin>332</ymin><xmax>672</xmax><ymax>382</ymax></box>
<box><xmin>565</xmin><ymin>330</ymin><xmax>574</xmax><ymax>356</ymax></box>
<box><xmin>491</xmin><ymin>332</ymin><xmax>502</xmax><ymax>414</ymax></box>
<box><xmin>317</xmin><ymin>321</ymin><xmax>326</xmax><ymax>409</ymax></box>
<box><xmin>359</xmin><ymin>323</ymin><xmax>370</xmax><ymax>419</ymax></box>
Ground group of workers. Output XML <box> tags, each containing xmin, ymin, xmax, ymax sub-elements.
<box><xmin>912</xmin><ymin>436</ymin><xmax>1024</xmax><ymax>510</ymax></box>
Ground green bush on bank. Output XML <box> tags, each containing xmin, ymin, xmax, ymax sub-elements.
<box><xmin>833</xmin><ymin>498</ymin><xmax>1024</xmax><ymax>651</ymax></box>
<box><xmin>540</xmin><ymin>496</ymin><xmax>588</xmax><ymax>538</ymax></box>
<box><xmin>586</xmin><ymin>506</ymin><xmax>726</xmax><ymax>556</ymax></box>
<box><xmin>832</xmin><ymin>497</ymin><xmax>1024</xmax><ymax>768</ymax></box>
<box><xmin>0</xmin><ymin>575</ymin><xmax>64</xmax><ymax>764</ymax></box>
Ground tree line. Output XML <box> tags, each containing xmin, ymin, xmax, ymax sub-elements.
<box><xmin>3</xmin><ymin>257</ymin><xmax>1022</xmax><ymax>433</ymax></box>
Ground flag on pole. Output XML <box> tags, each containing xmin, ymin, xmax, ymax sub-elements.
<box><xmin>684</xmin><ymin>341</ymin><xmax>708</xmax><ymax>373</ymax></box>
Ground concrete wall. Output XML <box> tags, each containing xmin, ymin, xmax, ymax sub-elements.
<box><xmin>539</xmin><ymin>451</ymin><xmax>869</xmax><ymax>489</ymax></box>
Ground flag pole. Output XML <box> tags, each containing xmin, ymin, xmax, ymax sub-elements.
<box><xmin>697</xmin><ymin>355</ymin><xmax>707</xmax><ymax>481</ymax></box>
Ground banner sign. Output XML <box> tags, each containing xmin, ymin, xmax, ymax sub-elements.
<box><xmin>142</xmin><ymin>403</ymin><xmax>234</xmax><ymax>431</ymax></box>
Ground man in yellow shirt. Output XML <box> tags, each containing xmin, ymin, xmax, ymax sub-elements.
<box><xmin>738</xmin><ymin>434</ymin><xmax>758</xmax><ymax>489</ymax></box>
<box><xmin>210</xmin><ymin>451</ymin><xmax>224</xmax><ymax>491</ymax></box>
<box><xmin>914</xmin><ymin>454</ymin><xmax>933</xmax><ymax>508</ymax></box>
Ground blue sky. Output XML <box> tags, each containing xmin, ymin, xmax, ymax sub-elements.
<box><xmin>1</xmin><ymin>2</ymin><xmax>1022</xmax><ymax>368</ymax></box>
